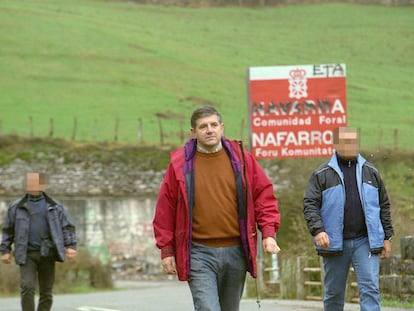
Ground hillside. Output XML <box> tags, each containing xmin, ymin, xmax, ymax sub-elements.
<box><xmin>0</xmin><ymin>1</ymin><xmax>413</xmax><ymax>149</ymax></box>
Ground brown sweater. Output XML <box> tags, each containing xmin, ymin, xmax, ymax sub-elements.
<box><xmin>192</xmin><ymin>149</ymin><xmax>240</xmax><ymax>247</ymax></box>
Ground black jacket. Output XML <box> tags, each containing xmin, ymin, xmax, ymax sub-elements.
<box><xmin>0</xmin><ymin>193</ymin><xmax>77</xmax><ymax>264</ymax></box>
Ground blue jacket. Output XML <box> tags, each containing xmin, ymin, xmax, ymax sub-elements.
<box><xmin>303</xmin><ymin>153</ymin><xmax>393</xmax><ymax>256</ymax></box>
<box><xmin>0</xmin><ymin>193</ymin><xmax>77</xmax><ymax>264</ymax></box>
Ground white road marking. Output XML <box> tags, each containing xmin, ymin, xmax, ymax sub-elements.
<box><xmin>77</xmin><ymin>307</ymin><xmax>120</xmax><ymax>311</ymax></box>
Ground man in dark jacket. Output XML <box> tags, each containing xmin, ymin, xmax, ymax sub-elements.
<box><xmin>0</xmin><ymin>172</ymin><xmax>77</xmax><ymax>311</ymax></box>
<box><xmin>303</xmin><ymin>127</ymin><xmax>393</xmax><ymax>311</ymax></box>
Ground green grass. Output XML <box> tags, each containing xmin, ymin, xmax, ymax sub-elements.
<box><xmin>382</xmin><ymin>299</ymin><xmax>414</xmax><ymax>309</ymax></box>
<box><xmin>0</xmin><ymin>1</ymin><xmax>413</xmax><ymax>149</ymax></box>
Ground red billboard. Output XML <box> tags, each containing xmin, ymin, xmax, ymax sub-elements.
<box><xmin>248</xmin><ymin>64</ymin><xmax>347</xmax><ymax>159</ymax></box>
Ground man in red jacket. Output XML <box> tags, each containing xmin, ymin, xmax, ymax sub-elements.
<box><xmin>153</xmin><ymin>106</ymin><xmax>281</xmax><ymax>311</ymax></box>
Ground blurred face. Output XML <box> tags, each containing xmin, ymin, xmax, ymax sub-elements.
<box><xmin>26</xmin><ymin>173</ymin><xmax>45</xmax><ymax>195</ymax></box>
<box><xmin>334</xmin><ymin>128</ymin><xmax>359</xmax><ymax>160</ymax></box>
<box><xmin>191</xmin><ymin>114</ymin><xmax>224</xmax><ymax>152</ymax></box>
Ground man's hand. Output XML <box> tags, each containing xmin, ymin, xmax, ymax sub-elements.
<box><xmin>162</xmin><ymin>256</ymin><xmax>177</xmax><ymax>274</ymax></box>
<box><xmin>263</xmin><ymin>237</ymin><xmax>280</xmax><ymax>254</ymax></box>
<box><xmin>314</xmin><ymin>232</ymin><xmax>330</xmax><ymax>248</ymax></box>
<box><xmin>66</xmin><ymin>248</ymin><xmax>77</xmax><ymax>260</ymax></box>
<box><xmin>1</xmin><ymin>253</ymin><xmax>11</xmax><ymax>264</ymax></box>
<box><xmin>380</xmin><ymin>240</ymin><xmax>392</xmax><ymax>259</ymax></box>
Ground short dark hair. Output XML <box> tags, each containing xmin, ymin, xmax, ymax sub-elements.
<box><xmin>332</xmin><ymin>126</ymin><xmax>357</xmax><ymax>144</ymax></box>
<box><xmin>190</xmin><ymin>106</ymin><xmax>223</xmax><ymax>128</ymax></box>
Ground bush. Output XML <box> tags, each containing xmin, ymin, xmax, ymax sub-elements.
<box><xmin>0</xmin><ymin>248</ymin><xmax>113</xmax><ymax>296</ymax></box>
<box><xmin>0</xmin><ymin>262</ymin><xmax>19</xmax><ymax>295</ymax></box>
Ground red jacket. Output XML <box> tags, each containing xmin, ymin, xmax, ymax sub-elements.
<box><xmin>153</xmin><ymin>138</ymin><xmax>280</xmax><ymax>281</ymax></box>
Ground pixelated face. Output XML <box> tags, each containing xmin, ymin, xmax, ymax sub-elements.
<box><xmin>26</xmin><ymin>173</ymin><xmax>46</xmax><ymax>194</ymax></box>
<box><xmin>191</xmin><ymin>114</ymin><xmax>224</xmax><ymax>152</ymax></box>
<box><xmin>334</xmin><ymin>128</ymin><xmax>359</xmax><ymax>160</ymax></box>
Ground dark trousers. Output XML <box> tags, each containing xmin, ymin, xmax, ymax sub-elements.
<box><xmin>20</xmin><ymin>251</ymin><xmax>55</xmax><ymax>311</ymax></box>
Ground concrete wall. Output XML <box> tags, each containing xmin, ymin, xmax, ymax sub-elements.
<box><xmin>0</xmin><ymin>197</ymin><xmax>159</xmax><ymax>267</ymax></box>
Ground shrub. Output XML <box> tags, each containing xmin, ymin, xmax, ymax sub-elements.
<box><xmin>0</xmin><ymin>248</ymin><xmax>113</xmax><ymax>295</ymax></box>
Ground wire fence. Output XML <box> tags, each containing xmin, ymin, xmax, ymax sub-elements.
<box><xmin>0</xmin><ymin>116</ymin><xmax>406</xmax><ymax>151</ymax></box>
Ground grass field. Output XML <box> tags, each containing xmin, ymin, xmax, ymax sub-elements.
<box><xmin>0</xmin><ymin>0</ymin><xmax>413</xmax><ymax>149</ymax></box>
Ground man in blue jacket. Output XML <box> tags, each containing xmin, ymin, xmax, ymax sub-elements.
<box><xmin>303</xmin><ymin>127</ymin><xmax>393</xmax><ymax>311</ymax></box>
<box><xmin>0</xmin><ymin>172</ymin><xmax>77</xmax><ymax>311</ymax></box>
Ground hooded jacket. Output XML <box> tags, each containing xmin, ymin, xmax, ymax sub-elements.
<box><xmin>0</xmin><ymin>193</ymin><xmax>77</xmax><ymax>264</ymax></box>
<box><xmin>303</xmin><ymin>153</ymin><xmax>393</xmax><ymax>256</ymax></box>
<box><xmin>153</xmin><ymin>137</ymin><xmax>280</xmax><ymax>281</ymax></box>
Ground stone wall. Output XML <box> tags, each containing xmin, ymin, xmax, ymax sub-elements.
<box><xmin>380</xmin><ymin>236</ymin><xmax>414</xmax><ymax>301</ymax></box>
<box><xmin>0</xmin><ymin>157</ymin><xmax>164</xmax><ymax>197</ymax></box>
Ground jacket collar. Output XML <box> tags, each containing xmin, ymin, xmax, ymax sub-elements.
<box><xmin>328</xmin><ymin>152</ymin><xmax>367</xmax><ymax>175</ymax></box>
<box><xmin>184</xmin><ymin>137</ymin><xmax>232</xmax><ymax>161</ymax></box>
<box><xmin>16</xmin><ymin>192</ymin><xmax>58</xmax><ymax>209</ymax></box>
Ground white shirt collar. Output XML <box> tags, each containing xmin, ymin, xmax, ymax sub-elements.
<box><xmin>196</xmin><ymin>142</ymin><xmax>223</xmax><ymax>154</ymax></box>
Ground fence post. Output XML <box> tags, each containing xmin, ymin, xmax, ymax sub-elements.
<box><xmin>114</xmin><ymin>118</ymin><xmax>119</xmax><ymax>142</ymax></box>
<box><xmin>393</xmin><ymin>129</ymin><xmax>398</xmax><ymax>150</ymax></box>
<box><xmin>296</xmin><ymin>256</ymin><xmax>306</xmax><ymax>299</ymax></box>
<box><xmin>92</xmin><ymin>119</ymin><xmax>97</xmax><ymax>141</ymax></box>
<box><xmin>71</xmin><ymin>117</ymin><xmax>77</xmax><ymax>141</ymax></box>
<box><xmin>158</xmin><ymin>118</ymin><xmax>164</xmax><ymax>145</ymax></box>
<box><xmin>137</xmin><ymin>118</ymin><xmax>143</xmax><ymax>144</ymax></box>
<box><xmin>240</xmin><ymin>119</ymin><xmax>245</xmax><ymax>141</ymax></box>
<box><xmin>49</xmin><ymin>118</ymin><xmax>54</xmax><ymax>137</ymax></box>
<box><xmin>180</xmin><ymin>121</ymin><xmax>184</xmax><ymax>144</ymax></box>
<box><xmin>29</xmin><ymin>116</ymin><xmax>34</xmax><ymax>137</ymax></box>
<box><xmin>377</xmin><ymin>128</ymin><xmax>383</xmax><ymax>150</ymax></box>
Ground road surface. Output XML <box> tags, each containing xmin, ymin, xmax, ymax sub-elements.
<box><xmin>0</xmin><ymin>280</ymin><xmax>408</xmax><ymax>311</ymax></box>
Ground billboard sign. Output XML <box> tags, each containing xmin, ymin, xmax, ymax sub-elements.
<box><xmin>248</xmin><ymin>64</ymin><xmax>347</xmax><ymax>159</ymax></box>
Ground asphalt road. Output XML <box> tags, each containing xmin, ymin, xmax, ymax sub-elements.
<box><xmin>0</xmin><ymin>280</ymin><xmax>408</xmax><ymax>311</ymax></box>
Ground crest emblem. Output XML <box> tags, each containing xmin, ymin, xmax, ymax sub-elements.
<box><xmin>288</xmin><ymin>68</ymin><xmax>307</xmax><ymax>99</ymax></box>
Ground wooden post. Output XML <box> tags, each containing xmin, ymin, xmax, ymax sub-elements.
<box><xmin>377</xmin><ymin>128</ymin><xmax>383</xmax><ymax>150</ymax></box>
<box><xmin>296</xmin><ymin>256</ymin><xmax>306</xmax><ymax>299</ymax></box>
<box><xmin>319</xmin><ymin>257</ymin><xmax>325</xmax><ymax>298</ymax></box>
<box><xmin>393</xmin><ymin>128</ymin><xmax>398</xmax><ymax>150</ymax></box>
<box><xmin>49</xmin><ymin>118</ymin><xmax>54</xmax><ymax>137</ymax></box>
<box><xmin>29</xmin><ymin>116</ymin><xmax>34</xmax><ymax>137</ymax></box>
<box><xmin>346</xmin><ymin>267</ymin><xmax>359</xmax><ymax>303</ymax></box>
<box><xmin>114</xmin><ymin>117</ymin><xmax>119</xmax><ymax>142</ymax></box>
<box><xmin>158</xmin><ymin>118</ymin><xmax>164</xmax><ymax>145</ymax></box>
<box><xmin>240</xmin><ymin>118</ymin><xmax>245</xmax><ymax>141</ymax></box>
<box><xmin>92</xmin><ymin>119</ymin><xmax>97</xmax><ymax>141</ymax></box>
<box><xmin>0</xmin><ymin>119</ymin><xmax>2</xmax><ymax>136</ymax></box>
<box><xmin>256</xmin><ymin>231</ymin><xmax>267</xmax><ymax>296</ymax></box>
<box><xmin>401</xmin><ymin>236</ymin><xmax>414</xmax><ymax>260</ymax></box>
<box><xmin>180</xmin><ymin>121</ymin><xmax>184</xmax><ymax>144</ymax></box>
<box><xmin>71</xmin><ymin>117</ymin><xmax>77</xmax><ymax>141</ymax></box>
<box><xmin>137</xmin><ymin>118</ymin><xmax>143</xmax><ymax>144</ymax></box>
